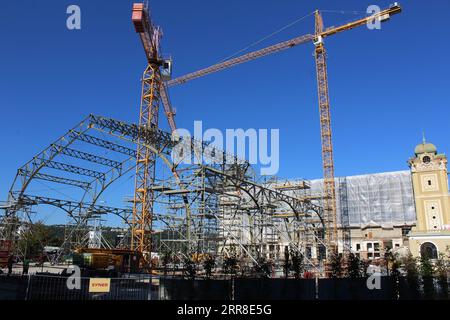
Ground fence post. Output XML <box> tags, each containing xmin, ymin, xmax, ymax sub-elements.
<box><xmin>24</xmin><ymin>274</ymin><xmax>31</xmax><ymax>300</ymax></box>
<box><xmin>315</xmin><ymin>276</ymin><xmax>319</xmax><ymax>300</ymax></box>
<box><xmin>231</xmin><ymin>277</ymin><xmax>234</xmax><ymax>301</ymax></box>
<box><xmin>147</xmin><ymin>274</ymin><xmax>152</xmax><ymax>300</ymax></box>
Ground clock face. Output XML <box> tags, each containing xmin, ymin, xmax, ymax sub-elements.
<box><xmin>423</xmin><ymin>156</ymin><xmax>431</xmax><ymax>164</ymax></box>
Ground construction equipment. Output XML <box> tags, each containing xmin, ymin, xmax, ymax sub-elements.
<box><xmin>0</xmin><ymin>240</ymin><xmax>12</xmax><ymax>267</ymax></box>
<box><xmin>131</xmin><ymin>3</ymin><xmax>166</xmax><ymax>268</ymax></box>
<box><xmin>73</xmin><ymin>248</ymin><xmax>141</xmax><ymax>274</ymax></box>
<box><xmin>131</xmin><ymin>3</ymin><xmax>195</xmax><ymax>271</ymax></box>
<box><xmin>162</xmin><ymin>3</ymin><xmax>402</xmax><ymax>259</ymax></box>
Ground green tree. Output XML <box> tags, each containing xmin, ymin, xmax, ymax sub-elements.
<box><xmin>384</xmin><ymin>249</ymin><xmax>395</xmax><ymax>276</ymax></box>
<box><xmin>203</xmin><ymin>255</ymin><xmax>216</xmax><ymax>280</ymax></box>
<box><xmin>283</xmin><ymin>248</ymin><xmax>291</xmax><ymax>279</ymax></box>
<box><xmin>389</xmin><ymin>254</ymin><xmax>401</xmax><ymax>299</ymax></box>
<box><xmin>435</xmin><ymin>251</ymin><xmax>449</xmax><ymax>299</ymax></box>
<box><xmin>420</xmin><ymin>255</ymin><xmax>435</xmax><ymax>299</ymax></box>
<box><xmin>290</xmin><ymin>250</ymin><xmax>304</xmax><ymax>279</ymax></box>
<box><xmin>161</xmin><ymin>250</ymin><xmax>172</xmax><ymax>276</ymax></box>
<box><xmin>222</xmin><ymin>255</ymin><xmax>239</xmax><ymax>278</ymax></box>
<box><xmin>402</xmin><ymin>253</ymin><xmax>420</xmax><ymax>298</ymax></box>
<box><xmin>345</xmin><ymin>252</ymin><xmax>362</xmax><ymax>278</ymax></box>
<box><xmin>183</xmin><ymin>255</ymin><xmax>197</xmax><ymax>280</ymax></box>
<box><xmin>253</xmin><ymin>256</ymin><xmax>272</xmax><ymax>278</ymax></box>
<box><xmin>18</xmin><ymin>221</ymin><xmax>50</xmax><ymax>259</ymax></box>
<box><xmin>420</xmin><ymin>255</ymin><xmax>434</xmax><ymax>277</ymax></box>
<box><xmin>329</xmin><ymin>252</ymin><xmax>343</xmax><ymax>278</ymax></box>
<box><xmin>390</xmin><ymin>257</ymin><xmax>401</xmax><ymax>278</ymax></box>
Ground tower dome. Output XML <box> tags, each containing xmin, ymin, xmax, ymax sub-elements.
<box><xmin>414</xmin><ymin>140</ymin><xmax>437</xmax><ymax>155</ymax></box>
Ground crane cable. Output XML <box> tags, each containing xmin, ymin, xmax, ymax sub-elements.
<box><xmin>217</xmin><ymin>8</ymin><xmax>365</xmax><ymax>64</ymax></box>
<box><xmin>319</xmin><ymin>9</ymin><xmax>364</xmax><ymax>15</ymax></box>
<box><xmin>218</xmin><ymin>11</ymin><xmax>316</xmax><ymax>63</ymax></box>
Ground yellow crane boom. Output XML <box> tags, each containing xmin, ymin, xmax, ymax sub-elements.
<box><xmin>165</xmin><ymin>4</ymin><xmax>401</xmax><ymax>88</ymax></box>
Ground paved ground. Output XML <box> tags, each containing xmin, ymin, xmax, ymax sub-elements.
<box><xmin>1</xmin><ymin>262</ymin><xmax>68</xmax><ymax>275</ymax></box>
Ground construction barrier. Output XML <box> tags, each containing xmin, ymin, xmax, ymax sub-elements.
<box><xmin>0</xmin><ymin>274</ymin><xmax>28</xmax><ymax>300</ymax></box>
<box><xmin>234</xmin><ymin>278</ymin><xmax>316</xmax><ymax>300</ymax></box>
<box><xmin>0</xmin><ymin>274</ymin><xmax>448</xmax><ymax>300</ymax></box>
<box><xmin>318</xmin><ymin>277</ymin><xmax>395</xmax><ymax>300</ymax></box>
<box><xmin>159</xmin><ymin>276</ymin><xmax>449</xmax><ymax>300</ymax></box>
<box><xmin>159</xmin><ymin>278</ymin><xmax>316</xmax><ymax>300</ymax></box>
<box><xmin>160</xmin><ymin>278</ymin><xmax>231</xmax><ymax>300</ymax></box>
<box><xmin>0</xmin><ymin>273</ymin><xmax>154</xmax><ymax>300</ymax></box>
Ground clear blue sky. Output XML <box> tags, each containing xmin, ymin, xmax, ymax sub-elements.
<box><xmin>1</xmin><ymin>0</ymin><xmax>449</xmax><ymax>209</ymax></box>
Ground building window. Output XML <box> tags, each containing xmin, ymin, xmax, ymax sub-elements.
<box><xmin>401</xmin><ymin>227</ymin><xmax>411</xmax><ymax>237</ymax></box>
<box><xmin>423</xmin><ymin>156</ymin><xmax>431</xmax><ymax>163</ymax></box>
<box><xmin>306</xmin><ymin>247</ymin><xmax>312</xmax><ymax>259</ymax></box>
<box><xmin>356</xmin><ymin>244</ymin><xmax>361</xmax><ymax>251</ymax></box>
<box><xmin>367</xmin><ymin>243</ymin><xmax>372</xmax><ymax>250</ymax></box>
<box><xmin>383</xmin><ymin>240</ymin><xmax>393</xmax><ymax>250</ymax></box>
<box><xmin>374</xmin><ymin>243</ymin><xmax>380</xmax><ymax>251</ymax></box>
<box><xmin>428</xmin><ymin>180</ymin><xmax>432</xmax><ymax>186</ymax></box>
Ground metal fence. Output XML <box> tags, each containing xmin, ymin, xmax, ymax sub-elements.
<box><xmin>159</xmin><ymin>276</ymin><xmax>450</xmax><ymax>300</ymax></box>
<box><xmin>0</xmin><ymin>273</ymin><xmax>154</xmax><ymax>300</ymax></box>
<box><xmin>1</xmin><ymin>274</ymin><xmax>449</xmax><ymax>300</ymax></box>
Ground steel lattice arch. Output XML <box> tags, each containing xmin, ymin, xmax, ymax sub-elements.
<box><xmin>1</xmin><ymin>115</ymin><xmax>326</xmax><ymax>273</ymax></box>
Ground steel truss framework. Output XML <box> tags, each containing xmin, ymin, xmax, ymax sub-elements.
<box><xmin>153</xmin><ymin>165</ymin><xmax>327</xmax><ymax>272</ymax></box>
<box><xmin>1</xmin><ymin>115</ymin><xmax>326</xmax><ymax>274</ymax></box>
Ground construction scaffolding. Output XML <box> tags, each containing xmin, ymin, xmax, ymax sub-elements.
<box><xmin>310</xmin><ymin>172</ymin><xmax>416</xmax><ymax>228</ymax></box>
<box><xmin>0</xmin><ymin>115</ymin><xmax>326</xmax><ymax>275</ymax></box>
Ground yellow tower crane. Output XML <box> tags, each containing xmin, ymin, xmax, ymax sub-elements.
<box><xmin>129</xmin><ymin>2</ymin><xmax>402</xmax><ymax>270</ymax></box>
<box><xmin>130</xmin><ymin>3</ymin><xmax>176</xmax><ymax>268</ymax></box>
<box><xmin>164</xmin><ymin>3</ymin><xmax>401</xmax><ymax>259</ymax></box>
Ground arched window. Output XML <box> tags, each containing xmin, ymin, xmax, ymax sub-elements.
<box><xmin>420</xmin><ymin>242</ymin><xmax>438</xmax><ymax>260</ymax></box>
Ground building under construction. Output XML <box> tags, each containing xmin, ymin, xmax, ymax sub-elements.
<box><xmin>0</xmin><ymin>3</ymin><xmax>414</xmax><ymax>277</ymax></box>
<box><xmin>0</xmin><ymin>114</ymin><xmax>326</xmax><ymax>273</ymax></box>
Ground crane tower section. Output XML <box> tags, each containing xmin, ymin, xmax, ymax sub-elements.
<box><xmin>131</xmin><ymin>3</ymin><xmax>162</xmax><ymax>264</ymax></box>
<box><xmin>314</xmin><ymin>10</ymin><xmax>338</xmax><ymax>253</ymax></box>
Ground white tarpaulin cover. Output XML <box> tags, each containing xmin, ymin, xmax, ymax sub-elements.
<box><xmin>309</xmin><ymin>170</ymin><xmax>416</xmax><ymax>228</ymax></box>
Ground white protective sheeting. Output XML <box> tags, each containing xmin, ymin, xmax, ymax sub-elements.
<box><xmin>309</xmin><ymin>170</ymin><xmax>416</xmax><ymax>228</ymax></box>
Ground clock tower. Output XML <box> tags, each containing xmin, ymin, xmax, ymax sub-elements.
<box><xmin>407</xmin><ymin>138</ymin><xmax>450</xmax><ymax>259</ymax></box>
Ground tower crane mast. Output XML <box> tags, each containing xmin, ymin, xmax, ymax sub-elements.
<box><xmin>314</xmin><ymin>9</ymin><xmax>338</xmax><ymax>253</ymax></box>
<box><xmin>130</xmin><ymin>3</ymin><xmax>165</xmax><ymax>267</ymax></box>
<box><xmin>131</xmin><ymin>3</ymin><xmax>193</xmax><ymax>269</ymax></box>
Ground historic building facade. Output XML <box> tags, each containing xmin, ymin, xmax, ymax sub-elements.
<box><xmin>307</xmin><ymin>139</ymin><xmax>450</xmax><ymax>260</ymax></box>
<box><xmin>407</xmin><ymin>140</ymin><xmax>450</xmax><ymax>258</ymax></box>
